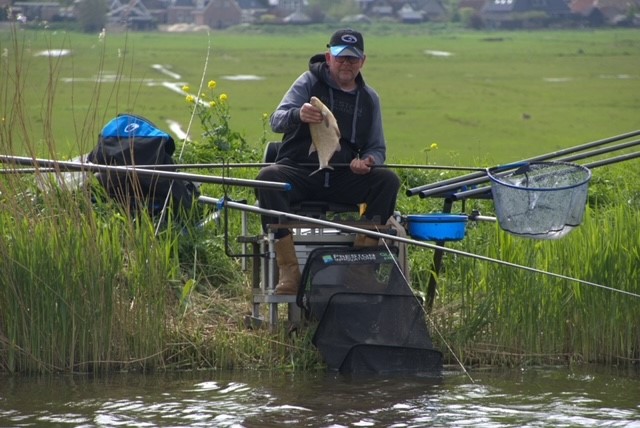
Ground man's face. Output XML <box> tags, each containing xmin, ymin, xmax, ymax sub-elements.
<box><xmin>325</xmin><ymin>53</ymin><xmax>366</xmax><ymax>86</ymax></box>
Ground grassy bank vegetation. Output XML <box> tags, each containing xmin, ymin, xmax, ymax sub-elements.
<box><xmin>0</xmin><ymin>25</ymin><xmax>638</xmax><ymax>374</ymax></box>
<box><xmin>1</xmin><ymin>156</ymin><xmax>637</xmax><ymax>374</ymax></box>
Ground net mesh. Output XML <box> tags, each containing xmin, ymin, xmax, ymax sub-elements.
<box><xmin>298</xmin><ymin>246</ymin><xmax>442</xmax><ymax>374</ymax></box>
<box><xmin>488</xmin><ymin>161</ymin><xmax>591</xmax><ymax>239</ymax></box>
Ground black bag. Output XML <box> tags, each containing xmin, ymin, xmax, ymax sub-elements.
<box><xmin>88</xmin><ymin>114</ymin><xmax>198</xmax><ymax>214</ymax></box>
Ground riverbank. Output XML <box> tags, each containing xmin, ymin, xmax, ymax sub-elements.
<box><xmin>0</xmin><ymin>159</ymin><xmax>638</xmax><ymax>374</ymax></box>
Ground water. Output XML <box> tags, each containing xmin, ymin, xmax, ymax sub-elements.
<box><xmin>1</xmin><ymin>366</ymin><xmax>639</xmax><ymax>427</ymax></box>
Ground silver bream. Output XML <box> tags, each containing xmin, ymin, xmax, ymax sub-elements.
<box><xmin>308</xmin><ymin>96</ymin><xmax>341</xmax><ymax>176</ymax></box>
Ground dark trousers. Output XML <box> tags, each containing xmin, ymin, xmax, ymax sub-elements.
<box><xmin>256</xmin><ymin>164</ymin><xmax>401</xmax><ymax>239</ymax></box>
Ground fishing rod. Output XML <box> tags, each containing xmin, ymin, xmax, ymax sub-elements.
<box><xmin>199</xmin><ymin>195</ymin><xmax>640</xmax><ymax>300</ymax></box>
<box><xmin>406</xmin><ymin>129</ymin><xmax>640</xmax><ymax>197</ymax></box>
<box><xmin>0</xmin><ymin>167</ymin><xmax>56</xmax><ymax>174</ymax></box>
<box><xmin>418</xmin><ymin>137</ymin><xmax>640</xmax><ymax>199</ymax></box>
<box><xmin>447</xmin><ymin>150</ymin><xmax>640</xmax><ymax>201</ymax></box>
<box><xmin>105</xmin><ymin>162</ymin><xmax>486</xmax><ymax>172</ymax></box>
<box><xmin>418</xmin><ymin>139</ymin><xmax>640</xmax><ymax>199</ymax></box>
<box><xmin>0</xmin><ymin>155</ymin><xmax>291</xmax><ymax>192</ymax></box>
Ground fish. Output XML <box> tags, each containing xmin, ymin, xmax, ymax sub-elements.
<box><xmin>308</xmin><ymin>96</ymin><xmax>341</xmax><ymax>176</ymax></box>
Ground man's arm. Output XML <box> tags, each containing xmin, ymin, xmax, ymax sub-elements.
<box><xmin>270</xmin><ymin>71</ymin><xmax>315</xmax><ymax>133</ymax></box>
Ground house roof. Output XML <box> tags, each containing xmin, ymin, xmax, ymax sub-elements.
<box><xmin>236</xmin><ymin>0</ymin><xmax>268</xmax><ymax>9</ymax></box>
<box><xmin>398</xmin><ymin>4</ymin><xmax>424</xmax><ymax>20</ymax></box>
<box><xmin>483</xmin><ymin>0</ymin><xmax>571</xmax><ymax>14</ymax></box>
<box><xmin>458</xmin><ymin>0</ymin><xmax>486</xmax><ymax>11</ymax></box>
<box><xmin>107</xmin><ymin>0</ymin><xmax>153</xmax><ymax>19</ymax></box>
<box><xmin>423</xmin><ymin>0</ymin><xmax>447</xmax><ymax>16</ymax></box>
<box><xmin>283</xmin><ymin>10</ymin><xmax>310</xmax><ymax>23</ymax></box>
<box><xmin>570</xmin><ymin>0</ymin><xmax>596</xmax><ymax>14</ymax></box>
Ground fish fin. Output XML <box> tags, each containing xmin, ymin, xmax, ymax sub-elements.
<box><xmin>308</xmin><ymin>143</ymin><xmax>317</xmax><ymax>155</ymax></box>
<box><xmin>323</xmin><ymin>116</ymin><xmax>330</xmax><ymax>128</ymax></box>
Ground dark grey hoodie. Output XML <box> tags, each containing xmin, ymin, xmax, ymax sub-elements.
<box><xmin>270</xmin><ymin>53</ymin><xmax>387</xmax><ymax>168</ymax></box>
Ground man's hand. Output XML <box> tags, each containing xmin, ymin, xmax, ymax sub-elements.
<box><xmin>351</xmin><ymin>155</ymin><xmax>375</xmax><ymax>175</ymax></box>
<box><xmin>300</xmin><ymin>103</ymin><xmax>324</xmax><ymax>124</ymax></box>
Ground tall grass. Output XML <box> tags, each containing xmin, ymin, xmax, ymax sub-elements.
<box><xmin>0</xmin><ymin>174</ymin><xmax>168</xmax><ymax>373</ymax></box>
<box><xmin>412</xmin><ymin>163</ymin><xmax>640</xmax><ymax>366</ymax></box>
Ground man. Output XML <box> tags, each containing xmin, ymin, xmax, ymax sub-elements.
<box><xmin>256</xmin><ymin>28</ymin><xmax>400</xmax><ymax>295</ymax></box>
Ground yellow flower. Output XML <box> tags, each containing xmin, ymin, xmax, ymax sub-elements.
<box><xmin>262</xmin><ymin>113</ymin><xmax>268</xmax><ymax>119</ymax></box>
<box><xmin>219</xmin><ymin>93</ymin><xmax>228</xmax><ymax>102</ymax></box>
<box><xmin>209</xmin><ymin>101</ymin><xmax>217</xmax><ymax>108</ymax></box>
<box><xmin>430</xmin><ymin>143</ymin><xmax>439</xmax><ymax>150</ymax></box>
<box><xmin>185</xmin><ymin>95</ymin><xmax>196</xmax><ymax>104</ymax></box>
<box><xmin>182</xmin><ymin>85</ymin><xmax>190</xmax><ymax>93</ymax></box>
<box><xmin>208</xmin><ymin>80</ymin><xmax>217</xmax><ymax>89</ymax></box>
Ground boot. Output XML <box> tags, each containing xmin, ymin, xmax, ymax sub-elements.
<box><xmin>274</xmin><ymin>234</ymin><xmax>301</xmax><ymax>295</ymax></box>
<box><xmin>346</xmin><ymin>234</ymin><xmax>386</xmax><ymax>289</ymax></box>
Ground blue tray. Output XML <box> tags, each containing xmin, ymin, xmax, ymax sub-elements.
<box><xmin>406</xmin><ymin>214</ymin><xmax>468</xmax><ymax>241</ymax></box>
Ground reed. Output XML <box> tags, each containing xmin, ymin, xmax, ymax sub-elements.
<box><xmin>419</xmin><ymin>163</ymin><xmax>640</xmax><ymax>366</ymax></box>
<box><xmin>0</xmin><ymin>179</ymin><xmax>169</xmax><ymax>373</ymax></box>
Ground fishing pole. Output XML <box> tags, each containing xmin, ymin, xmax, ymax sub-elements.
<box><xmin>449</xmin><ymin>150</ymin><xmax>640</xmax><ymax>201</ymax></box>
<box><xmin>579</xmin><ymin>150</ymin><xmax>640</xmax><ymax>169</ymax></box>
<box><xmin>199</xmin><ymin>195</ymin><xmax>640</xmax><ymax>300</ymax></box>
<box><xmin>112</xmin><ymin>162</ymin><xmax>486</xmax><ymax>172</ymax></box>
<box><xmin>554</xmin><ymin>138</ymin><xmax>640</xmax><ymax>163</ymax></box>
<box><xmin>406</xmin><ymin>129</ymin><xmax>640</xmax><ymax>197</ymax></box>
<box><xmin>0</xmin><ymin>167</ymin><xmax>56</xmax><ymax>174</ymax></box>
<box><xmin>418</xmin><ymin>139</ymin><xmax>640</xmax><ymax>199</ymax></box>
<box><xmin>0</xmin><ymin>155</ymin><xmax>292</xmax><ymax>192</ymax></box>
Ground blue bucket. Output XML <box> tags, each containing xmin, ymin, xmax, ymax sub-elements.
<box><xmin>406</xmin><ymin>214</ymin><xmax>468</xmax><ymax>241</ymax></box>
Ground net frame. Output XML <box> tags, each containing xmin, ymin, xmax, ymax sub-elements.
<box><xmin>487</xmin><ymin>161</ymin><xmax>592</xmax><ymax>239</ymax></box>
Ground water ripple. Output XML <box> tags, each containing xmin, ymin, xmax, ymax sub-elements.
<box><xmin>0</xmin><ymin>367</ymin><xmax>638</xmax><ymax>427</ymax></box>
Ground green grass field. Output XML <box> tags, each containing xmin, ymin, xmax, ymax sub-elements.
<box><xmin>1</xmin><ymin>25</ymin><xmax>639</xmax><ymax>165</ymax></box>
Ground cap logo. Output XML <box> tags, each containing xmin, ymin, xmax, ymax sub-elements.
<box><xmin>124</xmin><ymin>123</ymin><xmax>140</xmax><ymax>133</ymax></box>
<box><xmin>341</xmin><ymin>34</ymin><xmax>358</xmax><ymax>44</ymax></box>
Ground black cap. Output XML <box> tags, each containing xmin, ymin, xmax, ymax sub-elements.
<box><xmin>327</xmin><ymin>29</ymin><xmax>364</xmax><ymax>59</ymax></box>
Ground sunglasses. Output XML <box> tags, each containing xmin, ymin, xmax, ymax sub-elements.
<box><xmin>333</xmin><ymin>56</ymin><xmax>362</xmax><ymax>64</ymax></box>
